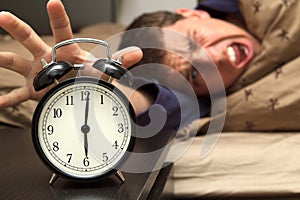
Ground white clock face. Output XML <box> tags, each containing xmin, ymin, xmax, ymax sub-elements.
<box><xmin>32</xmin><ymin>78</ymin><xmax>134</xmax><ymax>180</ymax></box>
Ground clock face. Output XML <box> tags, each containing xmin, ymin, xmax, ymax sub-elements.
<box><xmin>32</xmin><ymin>77</ymin><xmax>135</xmax><ymax>181</ymax></box>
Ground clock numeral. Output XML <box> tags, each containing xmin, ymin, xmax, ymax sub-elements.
<box><xmin>118</xmin><ymin>123</ymin><xmax>124</xmax><ymax>133</ymax></box>
<box><xmin>47</xmin><ymin>125</ymin><xmax>54</xmax><ymax>135</ymax></box>
<box><xmin>66</xmin><ymin>95</ymin><xmax>74</xmax><ymax>105</ymax></box>
<box><xmin>53</xmin><ymin>108</ymin><xmax>62</xmax><ymax>118</ymax></box>
<box><xmin>103</xmin><ymin>152</ymin><xmax>108</xmax><ymax>163</ymax></box>
<box><xmin>112</xmin><ymin>106</ymin><xmax>118</xmax><ymax>116</ymax></box>
<box><xmin>83</xmin><ymin>157</ymin><xmax>90</xmax><ymax>167</ymax></box>
<box><xmin>81</xmin><ymin>91</ymin><xmax>90</xmax><ymax>101</ymax></box>
<box><xmin>52</xmin><ymin>142</ymin><xmax>59</xmax><ymax>152</ymax></box>
<box><xmin>112</xmin><ymin>140</ymin><xmax>119</xmax><ymax>149</ymax></box>
<box><xmin>100</xmin><ymin>95</ymin><xmax>104</xmax><ymax>104</ymax></box>
<box><xmin>66</xmin><ymin>154</ymin><xmax>72</xmax><ymax>163</ymax></box>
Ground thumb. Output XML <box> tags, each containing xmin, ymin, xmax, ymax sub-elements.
<box><xmin>113</xmin><ymin>46</ymin><xmax>143</xmax><ymax>69</ymax></box>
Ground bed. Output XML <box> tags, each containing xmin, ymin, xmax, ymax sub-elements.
<box><xmin>1</xmin><ymin>0</ymin><xmax>300</xmax><ymax>199</ymax></box>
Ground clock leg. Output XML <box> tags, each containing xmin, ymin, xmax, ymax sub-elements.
<box><xmin>49</xmin><ymin>173</ymin><xmax>59</xmax><ymax>185</ymax></box>
<box><xmin>115</xmin><ymin>170</ymin><xmax>125</xmax><ymax>183</ymax></box>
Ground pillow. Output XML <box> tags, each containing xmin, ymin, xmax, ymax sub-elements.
<box><xmin>231</xmin><ymin>0</ymin><xmax>300</xmax><ymax>91</ymax></box>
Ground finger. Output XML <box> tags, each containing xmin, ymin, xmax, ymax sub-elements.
<box><xmin>0</xmin><ymin>87</ymin><xmax>30</xmax><ymax>108</ymax></box>
<box><xmin>112</xmin><ymin>46</ymin><xmax>143</xmax><ymax>69</ymax></box>
<box><xmin>0</xmin><ymin>52</ymin><xmax>32</xmax><ymax>76</ymax></box>
<box><xmin>0</xmin><ymin>11</ymin><xmax>49</xmax><ymax>57</ymax></box>
<box><xmin>47</xmin><ymin>0</ymin><xmax>74</xmax><ymax>43</ymax></box>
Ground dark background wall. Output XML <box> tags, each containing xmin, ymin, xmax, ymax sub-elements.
<box><xmin>0</xmin><ymin>0</ymin><xmax>115</xmax><ymax>35</ymax></box>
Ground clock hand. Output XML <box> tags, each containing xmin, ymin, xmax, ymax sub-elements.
<box><xmin>81</xmin><ymin>92</ymin><xmax>90</xmax><ymax>158</ymax></box>
<box><xmin>84</xmin><ymin>130</ymin><xmax>88</xmax><ymax>158</ymax></box>
<box><xmin>84</xmin><ymin>93</ymin><xmax>90</xmax><ymax>126</ymax></box>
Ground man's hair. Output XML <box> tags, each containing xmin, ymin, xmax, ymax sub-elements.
<box><xmin>118</xmin><ymin>11</ymin><xmax>184</xmax><ymax>68</ymax></box>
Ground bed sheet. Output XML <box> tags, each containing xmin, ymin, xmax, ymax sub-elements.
<box><xmin>173</xmin><ymin>132</ymin><xmax>300</xmax><ymax>199</ymax></box>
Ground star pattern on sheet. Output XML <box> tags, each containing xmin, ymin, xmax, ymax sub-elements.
<box><xmin>278</xmin><ymin>29</ymin><xmax>289</xmax><ymax>40</ymax></box>
<box><xmin>268</xmin><ymin>98</ymin><xmax>279</xmax><ymax>111</ymax></box>
<box><xmin>253</xmin><ymin>1</ymin><xmax>261</xmax><ymax>13</ymax></box>
<box><xmin>244</xmin><ymin>89</ymin><xmax>253</xmax><ymax>101</ymax></box>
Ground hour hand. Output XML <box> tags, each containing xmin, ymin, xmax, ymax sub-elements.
<box><xmin>83</xmin><ymin>129</ymin><xmax>88</xmax><ymax>157</ymax></box>
<box><xmin>81</xmin><ymin>124</ymin><xmax>89</xmax><ymax>158</ymax></box>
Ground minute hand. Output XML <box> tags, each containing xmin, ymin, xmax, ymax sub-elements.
<box><xmin>84</xmin><ymin>95</ymin><xmax>89</xmax><ymax>126</ymax></box>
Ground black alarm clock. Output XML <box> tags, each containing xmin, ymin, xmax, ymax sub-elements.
<box><xmin>31</xmin><ymin>38</ymin><xmax>135</xmax><ymax>185</ymax></box>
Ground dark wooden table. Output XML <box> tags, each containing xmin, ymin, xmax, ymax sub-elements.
<box><xmin>0</xmin><ymin>125</ymin><xmax>173</xmax><ymax>200</ymax></box>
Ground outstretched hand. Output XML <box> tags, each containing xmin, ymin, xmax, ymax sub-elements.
<box><xmin>0</xmin><ymin>0</ymin><xmax>82</xmax><ymax>107</ymax></box>
<box><xmin>0</xmin><ymin>0</ymin><xmax>142</xmax><ymax>108</ymax></box>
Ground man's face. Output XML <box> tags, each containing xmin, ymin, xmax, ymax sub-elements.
<box><xmin>162</xmin><ymin>10</ymin><xmax>261</xmax><ymax>96</ymax></box>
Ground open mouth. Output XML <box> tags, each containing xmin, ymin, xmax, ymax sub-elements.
<box><xmin>227</xmin><ymin>43</ymin><xmax>250</xmax><ymax>69</ymax></box>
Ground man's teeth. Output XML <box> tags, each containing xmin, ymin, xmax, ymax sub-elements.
<box><xmin>227</xmin><ymin>45</ymin><xmax>249</xmax><ymax>64</ymax></box>
<box><xmin>227</xmin><ymin>46</ymin><xmax>236</xmax><ymax>63</ymax></box>
<box><xmin>240</xmin><ymin>45</ymin><xmax>249</xmax><ymax>56</ymax></box>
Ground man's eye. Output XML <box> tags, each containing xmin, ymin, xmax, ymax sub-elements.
<box><xmin>192</xmin><ymin>70</ymin><xmax>198</xmax><ymax>80</ymax></box>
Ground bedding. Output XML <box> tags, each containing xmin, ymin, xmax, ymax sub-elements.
<box><xmin>173</xmin><ymin>0</ymin><xmax>300</xmax><ymax>198</ymax></box>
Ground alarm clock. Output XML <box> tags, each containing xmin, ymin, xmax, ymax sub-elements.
<box><xmin>31</xmin><ymin>38</ymin><xmax>135</xmax><ymax>185</ymax></box>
